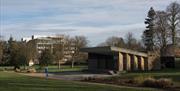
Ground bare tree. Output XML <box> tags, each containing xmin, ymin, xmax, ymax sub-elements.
<box><xmin>0</xmin><ymin>36</ymin><xmax>3</xmax><ymax>64</ymax></box>
<box><xmin>53</xmin><ymin>44</ymin><xmax>64</xmax><ymax>69</ymax></box>
<box><xmin>125</xmin><ymin>32</ymin><xmax>143</xmax><ymax>51</ymax></box>
<box><xmin>71</xmin><ymin>36</ymin><xmax>88</xmax><ymax>68</ymax></box>
<box><xmin>166</xmin><ymin>2</ymin><xmax>180</xmax><ymax>45</ymax></box>
<box><xmin>98</xmin><ymin>36</ymin><xmax>125</xmax><ymax>47</ymax></box>
<box><xmin>154</xmin><ymin>11</ymin><xmax>171</xmax><ymax>55</ymax></box>
<box><xmin>51</xmin><ymin>35</ymin><xmax>65</xmax><ymax>69</ymax></box>
<box><xmin>177</xmin><ymin>30</ymin><xmax>180</xmax><ymax>45</ymax></box>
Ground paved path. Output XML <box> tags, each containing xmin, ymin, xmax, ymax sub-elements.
<box><xmin>21</xmin><ymin>72</ymin><xmax>112</xmax><ymax>81</ymax></box>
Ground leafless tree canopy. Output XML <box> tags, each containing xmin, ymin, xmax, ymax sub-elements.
<box><xmin>154</xmin><ymin>11</ymin><xmax>170</xmax><ymax>49</ymax></box>
<box><xmin>125</xmin><ymin>32</ymin><xmax>143</xmax><ymax>50</ymax></box>
<box><xmin>166</xmin><ymin>2</ymin><xmax>180</xmax><ymax>45</ymax></box>
<box><xmin>72</xmin><ymin>36</ymin><xmax>88</xmax><ymax>58</ymax></box>
<box><xmin>0</xmin><ymin>37</ymin><xmax>3</xmax><ymax>64</ymax></box>
<box><xmin>98</xmin><ymin>33</ymin><xmax>144</xmax><ymax>51</ymax></box>
<box><xmin>69</xmin><ymin>36</ymin><xmax>88</xmax><ymax>66</ymax></box>
<box><xmin>142</xmin><ymin>2</ymin><xmax>180</xmax><ymax>56</ymax></box>
<box><xmin>98</xmin><ymin>36</ymin><xmax>125</xmax><ymax>48</ymax></box>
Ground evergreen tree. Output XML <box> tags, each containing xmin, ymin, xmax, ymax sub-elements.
<box><xmin>18</xmin><ymin>42</ymin><xmax>28</xmax><ymax>69</ymax></box>
<box><xmin>7</xmin><ymin>37</ymin><xmax>28</xmax><ymax>69</ymax></box>
<box><xmin>39</xmin><ymin>49</ymin><xmax>54</xmax><ymax>67</ymax></box>
<box><xmin>9</xmin><ymin>40</ymin><xmax>21</xmax><ymax>69</ymax></box>
<box><xmin>143</xmin><ymin>7</ymin><xmax>156</xmax><ymax>51</ymax></box>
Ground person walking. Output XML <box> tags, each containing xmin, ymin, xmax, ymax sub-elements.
<box><xmin>45</xmin><ymin>67</ymin><xmax>48</xmax><ymax>79</ymax></box>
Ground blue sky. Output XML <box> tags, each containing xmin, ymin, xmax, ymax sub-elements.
<box><xmin>0</xmin><ymin>0</ymin><xmax>179</xmax><ymax>46</ymax></box>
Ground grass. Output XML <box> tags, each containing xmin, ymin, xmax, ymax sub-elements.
<box><xmin>0</xmin><ymin>65</ymin><xmax>88</xmax><ymax>72</ymax></box>
<box><xmin>35</xmin><ymin>65</ymin><xmax>88</xmax><ymax>72</ymax></box>
<box><xmin>0</xmin><ymin>72</ymin><xmax>160</xmax><ymax>91</ymax></box>
<box><xmin>0</xmin><ymin>65</ymin><xmax>179</xmax><ymax>90</ymax></box>
<box><xmin>0</xmin><ymin>66</ymin><xmax>14</xmax><ymax>71</ymax></box>
<box><xmin>175</xmin><ymin>58</ymin><xmax>180</xmax><ymax>68</ymax></box>
<box><xmin>114</xmin><ymin>68</ymin><xmax>180</xmax><ymax>86</ymax></box>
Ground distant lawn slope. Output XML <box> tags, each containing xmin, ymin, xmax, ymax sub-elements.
<box><xmin>0</xmin><ymin>72</ymin><xmax>160</xmax><ymax>91</ymax></box>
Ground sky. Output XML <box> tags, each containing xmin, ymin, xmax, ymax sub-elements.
<box><xmin>0</xmin><ymin>0</ymin><xmax>179</xmax><ymax>46</ymax></box>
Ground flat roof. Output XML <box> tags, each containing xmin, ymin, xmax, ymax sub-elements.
<box><xmin>81</xmin><ymin>46</ymin><xmax>148</xmax><ymax>57</ymax></box>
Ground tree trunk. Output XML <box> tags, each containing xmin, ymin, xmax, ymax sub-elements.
<box><xmin>24</xmin><ymin>65</ymin><xmax>26</xmax><ymax>70</ymax></box>
<box><xmin>71</xmin><ymin>59</ymin><xmax>74</xmax><ymax>68</ymax></box>
<box><xmin>58</xmin><ymin>60</ymin><xmax>61</xmax><ymax>69</ymax></box>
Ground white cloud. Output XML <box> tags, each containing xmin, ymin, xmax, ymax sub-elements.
<box><xmin>0</xmin><ymin>0</ymin><xmax>178</xmax><ymax>45</ymax></box>
<box><xmin>1</xmin><ymin>22</ymin><xmax>144</xmax><ymax>45</ymax></box>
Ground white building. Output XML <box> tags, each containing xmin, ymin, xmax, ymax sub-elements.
<box><xmin>22</xmin><ymin>35</ymin><xmax>76</xmax><ymax>65</ymax></box>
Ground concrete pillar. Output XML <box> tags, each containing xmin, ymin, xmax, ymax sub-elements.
<box><xmin>130</xmin><ymin>54</ymin><xmax>134</xmax><ymax>71</ymax></box>
<box><xmin>118</xmin><ymin>52</ymin><xmax>124</xmax><ymax>71</ymax></box>
<box><xmin>130</xmin><ymin>55</ymin><xmax>140</xmax><ymax>71</ymax></box>
<box><xmin>133</xmin><ymin>55</ymin><xmax>138</xmax><ymax>71</ymax></box>
<box><xmin>138</xmin><ymin>56</ymin><xmax>145</xmax><ymax>71</ymax></box>
<box><xmin>123</xmin><ymin>53</ymin><xmax>131</xmax><ymax>71</ymax></box>
<box><xmin>144</xmin><ymin>57</ymin><xmax>149</xmax><ymax>71</ymax></box>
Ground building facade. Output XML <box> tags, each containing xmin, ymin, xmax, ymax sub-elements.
<box><xmin>23</xmin><ymin>35</ymin><xmax>76</xmax><ymax>65</ymax></box>
<box><xmin>161</xmin><ymin>45</ymin><xmax>180</xmax><ymax>68</ymax></box>
<box><xmin>81</xmin><ymin>46</ymin><xmax>160</xmax><ymax>72</ymax></box>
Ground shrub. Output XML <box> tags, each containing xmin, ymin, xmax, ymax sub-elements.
<box><xmin>15</xmin><ymin>68</ymin><xmax>21</xmax><ymax>72</ymax></box>
<box><xmin>133</xmin><ymin>76</ymin><xmax>152</xmax><ymax>84</ymax></box>
<box><xmin>142</xmin><ymin>78</ymin><xmax>173</xmax><ymax>88</ymax></box>
<box><xmin>156</xmin><ymin>78</ymin><xmax>173</xmax><ymax>88</ymax></box>
<box><xmin>83</xmin><ymin>76</ymin><xmax>96</xmax><ymax>81</ymax></box>
<box><xmin>27</xmin><ymin>68</ymin><xmax>36</xmax><ymax>73</ymax></box>
<box><xmin>142</xmin><ymin>77</ymin><xmax>156</xmax><ymax>87</ymax></box>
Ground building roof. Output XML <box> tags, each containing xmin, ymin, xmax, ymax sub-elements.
<box><xmin>22</xmin><ymin>35</ymin><xmax>64</xmax><ymax>42</ymax></box>
<box><xmin>81</xmin><ymin>46</ymin><xmax>148</xmax><ymax>57</ymax></box>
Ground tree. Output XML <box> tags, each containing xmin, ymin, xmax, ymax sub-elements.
<box><xmin>154</xmin><ymin>11</ymin><xmax>170</xmax><ymax>55</ymax></box>
<box><xmin>71</xmin><ymin>36</ymin><xmax>88</xmax><ymax>68</ymax></box>
<box><xmin>98</xmin><ymin>36</ymin><xmax>125</xmax><ymax>47</ymax></box>
<box><xmin>0</xmin><ymin>37</ymin><xmax>3</xmax><ymax>64</ymax></box>
<box><xmin>1</xmin><ymin>39</ymin><xmax>9</xmax><ymax>65</ymax></box>
<box><xmin>8</xmin><ymin>39</ymin><xmax>21</xmax><ymax>69</ymax></box>
<box><xmin>18</xmin><ymin>41</ymin><xmax>32</xmax><ymax>69</ymax></box>
<box><xmin>125</xmin><ymin>32</ymin><xmax>143</xmax><ymax>51</ymax></box>
<box><xmin>166</xmin><ymin>2</ymin><xmax>180</xmax><ymax>45</ymax></box>
<box><xmin>143</xmin><ymin>7</ymin><xmax>156</xmax><ymax>51</ymax></box>
<box><xmin>39</xmin><ymin>49</ymin><xmax>54</xmax><ymax>67</ymax></box>
<box><xmin>26</xmin><ymin>39</ymin><xmax>38</xmax><ymax>66</ymax></box>
<box><xmin>53</xmin><ymin>44</ymin><xmax>64</xmax><ymax>69</ymax></box>
<box><xmin>6</xmin><ymin>37</ymin><xmax>28</xmax><ymax>69</ymax></box>
<box><xmin>7</xmin><ymin>37</ymin><xmax>16</xmax><ymax>68</ymax></box>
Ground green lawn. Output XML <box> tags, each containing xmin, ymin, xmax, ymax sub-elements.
<box><xmin>114</xmin><ymin>68</ymin><xmax>180</xmax><ymax>86</ymax></box>
<box><xmin>35</xmin><ymin>65</ymin><xmax>88</xmax><ymax>72</ymax></box>
<box><xmin>0</xmin><ymin>66</ymin><xmax>179</xmax><ymax>91</ymax></box>
<box><xmin>0</xmin><ymin>65</ymin><xmax>88</xmax><ymax>72</ymax></box>
<box><xmin>0</xmin><ymin>72</ymin><xmax>160</xmax><ymax>91</ymax></box>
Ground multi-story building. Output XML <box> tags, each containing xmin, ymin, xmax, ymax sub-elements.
<box><xmin>22</xmin><ymin>35</ymin><xmax>76</xmax><ymax>65</ymax></box>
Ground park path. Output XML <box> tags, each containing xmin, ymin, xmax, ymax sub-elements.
<box><xmin>20</xmin><ymin>72</ymin><xmax>112</xmax><ymax>81</ymax></box>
